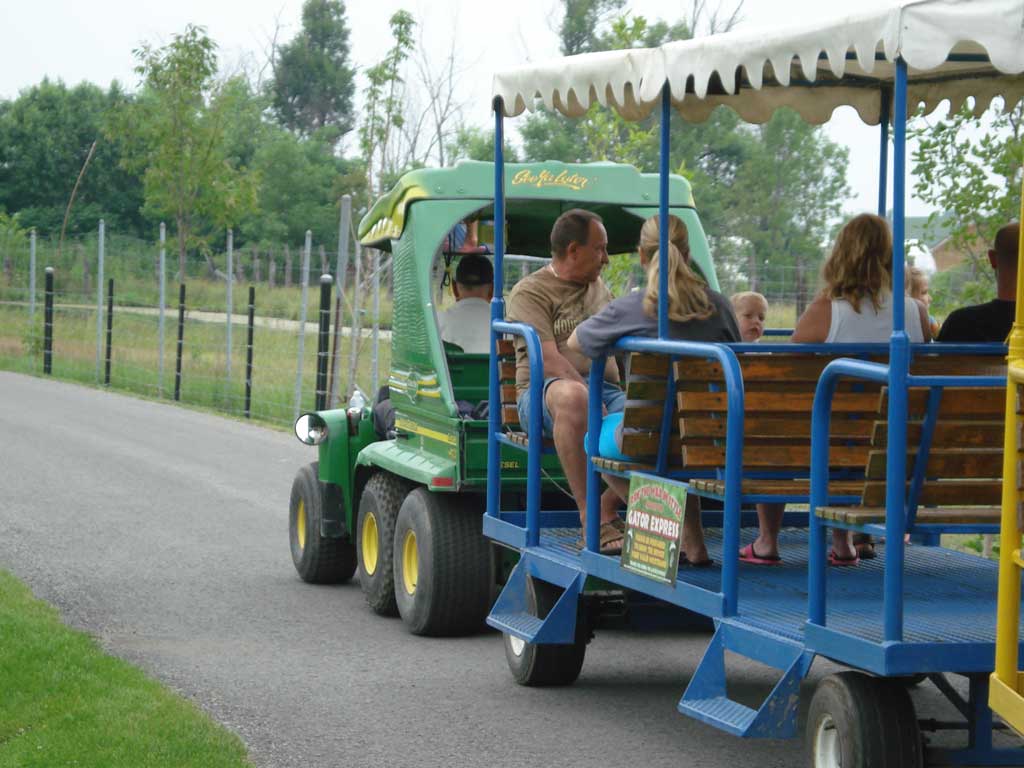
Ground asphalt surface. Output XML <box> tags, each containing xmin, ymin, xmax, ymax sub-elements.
<box><xmin>0</xmin><ymin>371</ymin><xmax>978</xmax><ymax>768</ymax></box>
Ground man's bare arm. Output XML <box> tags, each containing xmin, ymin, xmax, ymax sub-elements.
<box><xmin>540</xmin><ymin>340</ymin><xmax>585</xmax><ymax>383</ymax></box>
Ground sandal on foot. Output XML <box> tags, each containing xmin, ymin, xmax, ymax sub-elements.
<box><xmin>853</xmin><ymin>533</ymin><xmax>877</xmax><ymax>560</ymax></box>
<box><xmin>598</xmin><ymin>519</ymin><xmax>625</xmax><ymax>555</ymax></box>
<box><xmin>739</xmin><ymin>543</ymin><xmax>782</xmax><ymax>565</ymax></box>
<box><xmin>680</xmin><ymin>555</ymin><xmax>715</xmax><ymax>568</ymax></box>
<box><xmin>828</xmin><ymin>549</ymin><xmax>860</xmax><ymax>567</ymax></box>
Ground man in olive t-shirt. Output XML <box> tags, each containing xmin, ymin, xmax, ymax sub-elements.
<box><xmin>506</xmin><ymin>209</ymin><xmax>625</xmax><ymax>549</ymax></box>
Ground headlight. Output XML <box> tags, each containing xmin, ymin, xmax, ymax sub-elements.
<box><xmin>294</xmin><ymin>413</ymin><xmax>328</xmax><ymax>445</ymax></box>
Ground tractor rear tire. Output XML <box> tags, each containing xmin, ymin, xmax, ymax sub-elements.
<box><xmin>503</xmin><ymin>577</ymin><xmax>587</xmax><ymax>686</ymax></box>
<box><xmin>289</xmin><ymin>462</ymin><xmax>356</xmax><ymax>584</ymax></box>
<box><xmin>356</xmin><ymin>471</ymin><xmax>410</xmax><ymax>616</ymax></box>
<box><xmin>393</xmin><ymin>489</ymin><xmax>491</xmax><ymax>636</ymax></box>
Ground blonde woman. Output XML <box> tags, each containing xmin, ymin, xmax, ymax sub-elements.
<box><xmin>907</xmin><ymin>265</ymin><xmax>940</xmax><ymax>337</ymax></box>
<box><xmin>742</xmin><ymin>213</ymin><xmax>931</xmax><ymax>567</ymax></box>
<box><xmin>568</xmin><ymin>214</ymin><xmax>741</xmax><ymax>565</ymax></box>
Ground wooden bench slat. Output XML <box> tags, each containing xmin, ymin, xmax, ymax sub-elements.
<box><xmin>495</xmin><ymin>339</ymin><xmax>515</xmax><ymax>356</ymax></box>
<box><xmin>498</xmin><ymin>361</ymin><xmax>516</xmax><ymax>381</ymax></box>
<box><xmin>682</xmin><ymin>443</ymin><xmax>869</xmax><ymax>469</ymax></box>
<box><xmin>502</xmin><ymin>404</ymin><xmax>520</xmax><ymax>426</ymax></box>
<box><xmin>866</xmin><ymin>449</ymin><xmax>1003</xmax><ymax>480</ymax></box>
<box><xmin>871</xmin><ymin>420</ymin><xmax>1005</xmax><ymax>449</ymax></box>
<box><xmin>692</xmin><ymin>478</ymin><xmax>865</xmax><ymax>497</ymax></box>
<box><xmin>677</xmin><ymin>416</ymin><xmax>875</xmax><ymax>440</ymax></box>
<box><xmin>861</xmin><ymin>479</ymin><xmax>1003</xmax><ymax>507</ymax></box>
<box><xmin>882</xmin><ymin>387</ymin><xmax>1007</xmax><ymax>418</ymax></box>
<box><xmin>677</xmin><ymin>390</ymin><xmax>880</xmax><ymax>414</ymax></box>
<box><xmin>817</xmin><ymin>506</ymin><xmax>1001</xmax><ymax>525</ymax></box>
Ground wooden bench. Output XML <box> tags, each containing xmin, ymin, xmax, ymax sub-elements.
<box><xmin>592</xmin><ymin>351</ymin><xmax>1006</xmax><ymax>526</ymax></box>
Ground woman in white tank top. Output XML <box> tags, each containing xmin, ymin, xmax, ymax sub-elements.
<box><xmin>740</xmin><ymin>214</ymin><xmax>931</xmax><ymax>568</ymax></box>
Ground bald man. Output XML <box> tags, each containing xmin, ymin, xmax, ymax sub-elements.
<box><xmin>938</xmin><ymin>222</ymin><xmax>1021</xmax><ymax>342</ymax></box>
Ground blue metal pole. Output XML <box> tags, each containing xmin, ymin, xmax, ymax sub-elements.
<box><xmin>486</xmin><ymin>99</ymin><xmax>506</xmax><ymax>522</ymax></box>
<box><xmin>877</xmin><ymin>87</ymin><xmax>890</xmax><ymax>217</ymax></box>
<box><xmin>586</xmin><ymin>360</ymin><xmax>605</xmax><ymax>551</ymax></box>
<box><xmin>884</xmin><ymin>59</ymin><xmax>909</xmax><ymax>643</ymax></box>
<box><xmin>658</xmin><ymin>84</ymin><xmax>671</xmax><ymax>339</ymax></box>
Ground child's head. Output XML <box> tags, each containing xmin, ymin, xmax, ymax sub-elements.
<box><xmin>907</xmin><ymin>265</ymin><xmax>931</xmax><ymax>307</ymax></box>
<box><xmin>731</xmin><ymin>291</ymin><xmax>768</xmax><ymax>342</ymax></box>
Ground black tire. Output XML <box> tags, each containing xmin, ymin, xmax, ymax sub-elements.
<box><xmin>503</xmin><ymin>577</ymin><xmax>587</xmax><ymax>686</ymax></box>
<box><xmin>806</xmin><ymin>671</ymin><xmax>922</xmax><ymax>768</ymax></box>
<box><xmin>289</xmin><ymin>462</ymin><xmax>356</xmax><ymax>584</ymax></box>
<box><xmin>393</xmin><ymin>489</ymin><xmax>491</xmax><ymax>636</ymax></box>
<box><xmin>356</xmin><ymin>471</ymin><xmax>410</xmax><ymax>616</ymax></box>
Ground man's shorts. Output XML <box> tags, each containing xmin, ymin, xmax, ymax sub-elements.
<box><xmin>516</xmin><ymin>377</ymin><xmax>626</xmax><ymax>438</ymax></box>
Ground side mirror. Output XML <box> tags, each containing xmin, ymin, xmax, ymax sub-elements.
<box><xmin>294</xmin><ymin>413</ymin><xmax>328</xmax><ymax>445</ymax></box>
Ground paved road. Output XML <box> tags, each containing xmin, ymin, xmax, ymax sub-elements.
<box><xmin>0</xmin><ymin>372</ymin><xmax>971</xmax><ymax>768</ymax></box>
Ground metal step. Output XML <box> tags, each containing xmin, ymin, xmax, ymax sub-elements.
<box><xmin>678</xmin><ymin>696</ymin><xmax>757</xmax><ymax>736</ymax></box>
<box><xmin>487</xmin><ymin>611</ymin><xmax>544</xmax><ymax>642</ymax></box>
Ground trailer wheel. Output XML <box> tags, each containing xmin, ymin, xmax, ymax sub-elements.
<box><xmin>807</xmin><ymin>672</ymin><xmax>921</xmax><ymax>768</ymax></box>
<box><xmin>289</xmin><ymin>462</ymin><xmax>356</xmax><ymax>584</ymax></box>
<box><xmin>392</xmin><ymin>489</ymin><xmax>491</xmax><ymax>636</ymax></box>
<box><xmin>503</xmin><ymin>577</ymin><xmax>587</xmax><ymax>686</ymax></box>
<box><xmin>357</xmin><ymin>471</ymin><xmax>410</xmax><ymax>616</ymax></box>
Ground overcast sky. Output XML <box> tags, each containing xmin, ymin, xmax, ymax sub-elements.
<box><xmin>0</xmin><ymin>0</ymin><xmax>939</xmax><ymax>217</ymax></box>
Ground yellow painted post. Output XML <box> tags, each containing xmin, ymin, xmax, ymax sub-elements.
<box><xmin>991</xmin><ymin>169</ymin><xmax>1024</xmax><ymax>731</ymax></box>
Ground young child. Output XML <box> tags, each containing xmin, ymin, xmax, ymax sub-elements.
<box><xmin>907</xmin><ymin>266</ymin><xmax>940</xmax><ymax>337</ymax></box>
<box><xmin>730</xmin><ymin>291</ymin><xmax>768</xmax><ymax>342</ymax></box>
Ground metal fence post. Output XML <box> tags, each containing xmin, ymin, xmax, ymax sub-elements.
<box><xmin>245</xmin><ymin>286</ymin><xmax>255</xmax><ymax>419</ymax></box>
<box><xmin>345</xmin><ymin>240</ymin><xmax>363</xmax><ymax>398</ymax></box>
<box><xmin>43</xmin><ymin>267</ymin><xmax>53</xmax><ymax>374</ymax></box>
<box><xmin>316</xmin><ymin>274</ymin><xmax>332</xmax><ymax>411</ymax></box>
<box><xmin>95</xmin><ymin>219</ymin><xmax>105</xmax><ymax>381</ymax></box>
<box><xmin>104</xmin><ymin>278</ymin><xmax>114</xmax><ymax>385</ymax></box>
<box><xmin>226</xmin><ymin>227</ymin><xmax>233</xmax><ymax>398</ymax></box>
<box><xmin>372</xmin><ymin>248</ymin><xmax>380</xmax><ymax>395</ymax></box>
<box><xmin>28</xmin><ymin>229</ymin><xmax>36</xmax><ymax>320</ymax></box>
<box><xmin>158</xmin><ymin>222</ymin><xmax>166</xmax><ymax>397</ymax></box>
<box><xmin>175</xmin><ymin>283</ymin><xmax>186</xmax><ymax>402</ymax></box>
<box><xmin>328</xmin><ymin>195</ymin><xmax>352</xmax><ymax>407</ymax></box>
<box><xmin>294</xmin><ymin>230</ymin><xmax>312</xmax><ymax>420</ymax></box>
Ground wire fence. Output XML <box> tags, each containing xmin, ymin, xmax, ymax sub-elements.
<box><xmin>0</xmin><ymin>208</ymin><xmax>989</xmax><ymax>429</ymax></box>
<box><xmin>0</xmin><ymin>201</ymin><xmax>392</xmax><ymax>428</ymax></box>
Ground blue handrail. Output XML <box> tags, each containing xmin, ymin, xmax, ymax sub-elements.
<box><xmin>492</xmin><ymin>321</ymin><xmax>546</xmax><ymax>546</ymax></box>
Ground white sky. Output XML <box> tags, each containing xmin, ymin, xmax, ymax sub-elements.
<box><xmin>0</xmin><ymin>0</ymin><xmax>938</xmax><ymax>217</ymax></box>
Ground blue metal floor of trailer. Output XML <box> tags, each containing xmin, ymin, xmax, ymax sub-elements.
<box><xmin>497</xmin><ymin>525</ymin><xmax>1018</xmax><ymax>676</ymax></box>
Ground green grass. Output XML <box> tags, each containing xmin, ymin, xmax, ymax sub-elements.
<box><xmin>0</xmin><ymin>570</ymin><xmax>251</xmax><ymax>768</ymax></box>
<box><xmin>0</xmin><ymin>304</ymin><xmax>391</xmax><ymax>428</ymax></box>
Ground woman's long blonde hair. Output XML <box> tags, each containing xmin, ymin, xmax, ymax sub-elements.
<box><xmin>641</xmin><ymin>214</ymin><xmax>713</xmax><ymax>323</ymax></box>
<box><xmin>821</xmin><ymin>213</ymin><xmax>893</xmax><ymax>313</ymax></box>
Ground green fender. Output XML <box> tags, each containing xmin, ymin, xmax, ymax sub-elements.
<box><xmin>355</xmin><ymin>439</ymin><xmax>457</xmax><ymax>490</ymax></box>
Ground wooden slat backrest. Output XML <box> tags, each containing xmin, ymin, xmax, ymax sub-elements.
<box><xmin>496</xmin><ymin>338</ymin><xmax>521</xmax><ymax>428</ymax></box>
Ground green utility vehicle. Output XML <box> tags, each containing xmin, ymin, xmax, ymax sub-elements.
<box><xmin>288</xmin><ymin>159</ymin><xmax>716</xmax><ymax>636</ymax></box>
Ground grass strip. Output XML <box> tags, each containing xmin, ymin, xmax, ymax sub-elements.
<box><xmin>0</xmin><ymin>571</ymin><xmax>252</xmax><ymax>768</ymax></box>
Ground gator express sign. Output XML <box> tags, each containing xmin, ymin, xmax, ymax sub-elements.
<box><xmin>621</xmin><ymin>473</ymin><xmax>686</xmax><ymax>585</ymax></box>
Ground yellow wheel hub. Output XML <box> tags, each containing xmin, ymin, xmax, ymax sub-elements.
<box><xmin>296</xmin><ymin>499</ymin><xmax>307</xmax><ymax>551</ymax></box>
<box><xmin>402</xmin><ymin>530</ymin><xmax>418</xmax><ymax>595</ymax></box>
<box><xmin>362</xmin><ymin>512</ymin><xmax>379</xmax><ymax>576</ymax></box>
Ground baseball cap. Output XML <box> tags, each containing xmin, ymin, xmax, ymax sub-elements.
<box><xmin>455</xmin><ymin>254</ymin><xmax>494</xmax><ymax>286</ymax></box>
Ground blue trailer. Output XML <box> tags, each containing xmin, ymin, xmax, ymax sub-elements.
<box><xmin>483</xmin><ymin>2</ymin><xmax>1024</xmax><ymax>765</ymax></box>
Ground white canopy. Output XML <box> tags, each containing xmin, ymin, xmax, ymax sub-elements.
<box><xmin>493</xmin><ymin>0</ymin><xmax>1024</xmax><ymax>125</ymax></box>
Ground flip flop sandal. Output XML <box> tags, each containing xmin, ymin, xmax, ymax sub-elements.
<box><xmin>853</xmin><ymin>533</ymin><xmax>877</xmax><ymax>560</ymax></box>
<box><xmin>738</xmin><ymin>543</ymin><xmax>782</xmax><ymax>566</ymax></box>
<box><xmin>828</xmin><ymin>549</ymin><xmax>860</xmax><ymax>567</ymax></box>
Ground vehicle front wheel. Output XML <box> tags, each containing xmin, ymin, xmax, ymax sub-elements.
<box><xmin>806</xmin><ymin>672</ymin><xmax>921</xmax><ymax>768</ymax></box>
<box><xmin>289</xmin><ymin>462</ymin><xmax>356</xmax><ymax>584</ymax></box>
<box><xmin>356</xmin><ymin>471</ymin><xmax>410</xmax><ymax>616</ymax></box>
<box><xmin>393</xmin><ymin>489</ymin><xmax>491</xmax><ymax>636</ymax></box>
<box><xmin>503</xmin><ymin>576</ymin><xmax>587</xmax><ymax>686</ymax></box>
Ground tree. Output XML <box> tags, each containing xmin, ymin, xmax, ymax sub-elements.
<box><xmin>732</xmin><ymin>109</ymin><xmax>849</xmax><ymax>307</ymax></box>
<box><xmin>911</xmin><ymin>98</ymin><xmax>1024</xmax><ymax>305</ymax></box>
<box><xmin>111</xmin><ymin>25</ymin><xmax>258</xmax><ymax>279</ymax></box>
<box><xmin>270</xmin><ymin>0</ymin><xmax>356</xmax><ymax>142</ymax></box>
<box><xmin>447</xmin><ymin>125</ymin><xmax>521</xmax><ymax>164</ymax></box>
<box><xmin>360</xmin><ymin>11</ymin><xmax>416</xmax><ymax>196</ymax></box>
<box><xmin>0</xmin><ymin>79</ymin><xmax>145</xmax><ymax>236</ymax></box>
